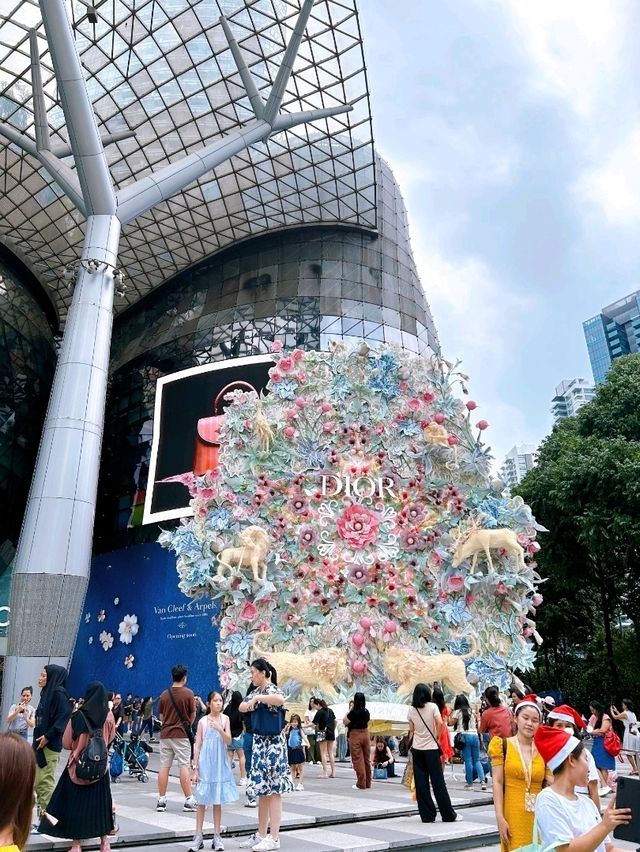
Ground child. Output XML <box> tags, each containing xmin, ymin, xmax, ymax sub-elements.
<box><xmin>190</xmin><ymin>692</ymin><xmax>239</xmax><ymax>852</ymax></box>
<box><xmin>286</xmin><ymin>714</ymin><xmax>309</xmax><ymax>791</ymax></box>
<box><xmin>0</xmin><ymin>732</ymin><xmax>36</xmax><ymax>852</ymax></box>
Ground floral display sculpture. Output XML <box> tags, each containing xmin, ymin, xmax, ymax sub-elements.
<box><xmin>160</xmin><ymin>343</ymin><xmax>545</xmax><ymax>700</ymax></box>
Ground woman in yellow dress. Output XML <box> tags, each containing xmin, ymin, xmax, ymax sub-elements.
<box><xmin>488</xmin><ymin>694</ymin><xmax>551</xmax><ymax>851</ymax></box>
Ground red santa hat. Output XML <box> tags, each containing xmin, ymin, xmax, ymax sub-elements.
<box><xmin>515</xmin><ymin>693</ymin><xmax>542</xmax><ymax>718</ymax></box>
<box><xmin>547</xmin><ymin>704</ymin><xmax>586</xmax><ymax>730</ymax></box>
<box><xmin>534</xmin><ymin>725</ymin><xmax>581</xmax><ymax>771</ymax></box>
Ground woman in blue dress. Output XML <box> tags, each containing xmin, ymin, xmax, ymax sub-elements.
<box><xmin>588</xmin><ymin>700</ymin><xmax>615</xmax><ymax>793</ymax></box>
<box><xmin>190</xmin><ymin>691</ymin><xmax>238</xmax><ymax>852</ymax></box>
<box><xmin>239</xmin><ymin>659</ymin><xmax>292</xmax><ymax>852</ymax></box>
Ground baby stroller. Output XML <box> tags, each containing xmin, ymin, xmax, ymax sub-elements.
<box><xmin>110</xmin><ymin>731</ymin><xmax>152</xmax><ymax>783</ymax></box>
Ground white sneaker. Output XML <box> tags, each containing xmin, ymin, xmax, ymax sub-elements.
<box><xmin>239</xmin><ymin>834</ymin><xmax>262</xmax><ymax>849</ymax></box>
<box><xmin>189</xmin><ymin>835</ymin><xmax>204</xmax><ymax>852</ymax></box>
<box><xmin>252</xmin><ymin>838</ymin><xmax>280</xmax><ymax>851</ymax></box>
<box><xmin>212</xmin><ymin>834</ymin><xmax>224</xmax><ymax>851</ymax></box>
<box><xmin>183</xmin><ymin>796</ymin><xmax>198</xmax><ymax>812</ymax></box>
<box><xmin>295</xmin><ymin>782</ymin><xmax>304</xmax><ymax>791</ymax></box>
<box><xmin>238</xmin><ymin>777</ymin><xmax>248</xmax><ymax>786</ymax></box>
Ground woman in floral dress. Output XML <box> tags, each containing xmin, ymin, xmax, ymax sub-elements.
<box><xmin>239</xmin><ymin>659</ymin><xmax>292</xmax><ymax>852</ymax></box>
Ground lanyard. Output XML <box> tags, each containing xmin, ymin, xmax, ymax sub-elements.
<box><xmin>512</xmin><ymin>736</ymin><xmax>535</xmax><ymax>793</ymax></box>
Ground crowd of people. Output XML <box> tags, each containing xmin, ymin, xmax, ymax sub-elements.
<box><xmin>2</xmin><ymin>666</ymin><xmax>639</xmax><ymax>852</ymax></box>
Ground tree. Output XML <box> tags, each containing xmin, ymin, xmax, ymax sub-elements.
<box><xmin>516</xmin><ymin>355</ymin><xmax>640</xmax><ymax>706</ymax></box>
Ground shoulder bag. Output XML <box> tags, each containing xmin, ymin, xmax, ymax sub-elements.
<box><xmin>167</xmin><ymin>689</ymin><xmax>195</xmax><ymax>759</ymax></box>
<box><xmin>251</xmin><ymin>694</ymin><xmax>286</xmax><ymax>737</ymax></box>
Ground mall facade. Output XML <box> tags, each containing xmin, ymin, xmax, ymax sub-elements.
<box><xmin>0</xmin><ymin>0</ymin><xmax>439</xmax><ymax>694</ymax></box>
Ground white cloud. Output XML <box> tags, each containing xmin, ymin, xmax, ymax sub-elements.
<box><xmin>411</xmin><ymin>243</ymin><xmax>540</xmax><ymax>467</ymax></box>
<box><xmin>575</xmin><ymin>127</ymin><xmax>640</xmax><ymax>225</ymax></box>
<box><xmin>499</xmin><ymin>0</ymin><xmax>624</xmax><ymax>116</ymax></box>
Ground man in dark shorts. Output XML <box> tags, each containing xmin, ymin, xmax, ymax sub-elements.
<box><xmin>156</xmin><ymin>664</ymin><xmax>197</xmax><ymax>812</ymax></box>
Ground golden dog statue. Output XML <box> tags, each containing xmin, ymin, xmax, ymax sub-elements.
<box><xmin>252</xmin><ymin>633</ymin><xmax>347</xmax><ymax>700</ymax></box>
<box><xmin>215</xmin><ymin>525</ymin><xmax>270</xmax><ymax>584</ymax></box>
<box><xmin>384</xmin><ymin>639</ymin><xmax>477</xmax><ymax>696</ymax></box>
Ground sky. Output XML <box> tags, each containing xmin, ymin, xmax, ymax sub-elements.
<box><xmin>359</xmin><ymin>0</ymin><xmax>640</xmax><ymax>467</ymax></box>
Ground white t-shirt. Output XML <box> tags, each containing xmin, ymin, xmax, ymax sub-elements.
<box><xmin>535</xmin><ymin>787</ymin><xmax>610</xmax><ymax>852</ymax></box>
<box><xmin>575</xmin><ymin>749</ymin><xmax>598</xmax><ymax>797</ymax></box>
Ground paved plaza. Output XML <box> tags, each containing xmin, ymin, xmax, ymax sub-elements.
<box><xmin>28</xmin><ymin>750</ymin><xmax>639</xmax><ymax>852</ymax></box>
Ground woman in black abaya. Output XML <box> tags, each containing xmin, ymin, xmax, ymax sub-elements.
<box><xmin>40</xmin><ymin>681</ymin><xmax>116</xmax><ymax>852</ymax></box>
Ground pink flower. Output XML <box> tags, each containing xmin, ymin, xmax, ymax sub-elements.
<box><xmin>352</xmin><ymin>633</ymin><xmax>365</xmax><ymax>647</ymax></box>
<box><xmin>219</xmin><ymin>671</ymin><xmax>230</xmax><ymax>687</ymax></box>
<box><xmin>423</xmin><ymin>391</ymin><xmax>435</xmax><ymax>403</ymax></box>
<box><xmin>447</xmin><ymin>574</ymin><xmax>465</xmax><ymax>592</ymax></box>
<box><xmin>321</xmin><ymin>402</ymin><xmax>332</xmax><ymax>413</ymax></box>
<box><xmin>322</xmin><ymin>421</ymin><xmax>336</xmax><ymax>433</ymax></box>
<box><xmin>448</xmin><ymin>435</ymin><xmax>459</xmax><ymax>446</ymax></box>
<box><xmin>294</xmin><ymin>396</ymin><xmax>306</xmax><ymax>408</ymax></box>
<box><xmin>351</xmin><ymin>658</ymin><xmax>367</xmax><ymax>675</ymax></box>
<box><xmin>279</xmin><ymin>356</ymin><xmax>293</xmax><ymax>372</ymax></box>
<box><xmin>291</xmin><ymin>348</ymin><xmax>304</xmax><ymax>362</ymax></box>
<box><xmin>271</xmin><ymin>340</ymin><xmax>284</xmax><ymax>352</ymax></box>
<box><xmin>496</xmin><ymin>581</ymin><xmax>508</xmax><ymax>595</ymax></box>
<box><xmin>284</xmin><ymin>426</ymin><xmax>297</xmax><ymax>439</ymax></box>
<box><xmin>407</xmin><ymin>397</ymin><xmax>421</xmax><ymax>411</ymax></box>
<box><xmin>286</xmin><ymin>408</ymin><xmax>298</xmax><ymax>420</ymax></box>
<box><xmin>256</xmin><ymin>621</ymin><xmax>270</xmax><ymax>633</ymax></box>
<box><xmin>532</xmin><ymin>593</ymin><xmax>543</xmax><ymax>606</ymax></box>
<box><xmin>466</xmin><ymin>400</ymin><xmax>477</xmax><ymax>411</ymax></box>
<box><xmin>434</xmin><ymin>412</ymin><xmax>445</xmax><ymax>424</ymax></box>
<box><xmin>399</xmin><ymin>381</ymin><xmax>409</xmax><ymax>391</ymax></box>
<box><xmin>239</xmin><ymin>601</ymin><xmax>258</xmax><ymax>621</ymax></box>
<box><xmin>347</xmin><ymin>564</ymin><xmax>370</xmax><ymax>587</ymax></box>
<box><xmin>269</xmin><ymin>369</ymin><xmax>282</xmax><ymax>383</ymax></box>
<box><xmin>476</xmin><ymin>420</ymin><xmax>489</xmax><ymax>430</ymax></box>
<box><xmin>296</xmin><ymin>372</ymin><xmax>306</xmax><ymax>383</ymax></box>
<box><xmin>336</xmin><ymin>504</ymin><xmax>381</xmax><ymax>548</ymax></box>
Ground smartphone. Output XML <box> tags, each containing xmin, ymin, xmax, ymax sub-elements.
<box><xmin>613</xmin><ymin>775</ymin><xmax>640</xmax><ymax>844</ymax></box>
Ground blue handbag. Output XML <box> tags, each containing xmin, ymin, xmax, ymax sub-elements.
<box><xmin>251</xmin><ymin>703</ymin><xmax>286</xmax><ymax>736</ymax></box>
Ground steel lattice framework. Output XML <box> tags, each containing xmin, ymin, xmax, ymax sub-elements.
<box><xmin>0</xmin><ymin>0</ymin><xmax>375</xmax><ymax>322</ymax></box>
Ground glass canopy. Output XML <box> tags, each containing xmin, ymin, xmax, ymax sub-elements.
<box><xmin>0</xmin><ymin>0</ymin><xmax>375</xmax><ymax>320</ymax></box>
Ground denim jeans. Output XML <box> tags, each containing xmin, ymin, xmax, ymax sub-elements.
<box><xmin>337</xmin><ymin>733</ymin><xmax>348</xmax><ymax>760</ymax></box>
<box><xmin>462</xmin><ymin>733</ymin><xmax>485</xmax><ymax>785</ymax></box>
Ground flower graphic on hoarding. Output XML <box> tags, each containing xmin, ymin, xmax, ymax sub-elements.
<box><xmin>118</xmin><ymin>614</ymin><xmax>139</xmax><ymax>644</ymax></box>
<box><xmin>99</xmin><ymin>631</ymin><xmax>114</xmax><ymax>651</ymax></box>
<box><xmin>124</xmin><ymin>654</ymin><xmax>135</xmax><ymax>669</ymax></box>
<box><xmin>97</xmin><ymin>609</ymin><xmax>106</xmax><ymax>622</ymax></box>
<box><xmin>336</xmin><ymin>504</ymin><xmax>380</xmax><ymax>549</ymax></box>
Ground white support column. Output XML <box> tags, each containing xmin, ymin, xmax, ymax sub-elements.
<box><xmin>1</xmin><ymin>215</ymin><xmax>120</xmax><ymax>714</ymax></box>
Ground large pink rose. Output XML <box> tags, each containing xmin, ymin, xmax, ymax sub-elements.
<box><xmin>336</xmin><ymin>504</ymin><xmax>380</xmax><ymax>548</ymax></box>
<box><xmin>239</xmin><ymin>600</ymin><xmax>258</xmax><ymax>621</ymax></box>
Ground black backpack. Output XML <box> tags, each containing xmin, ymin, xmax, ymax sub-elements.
<box><xmin>75</xmin><ymin>712</ymin><xmax>107</xmax><ymax>782</ymax></box>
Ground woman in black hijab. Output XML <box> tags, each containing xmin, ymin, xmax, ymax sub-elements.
<box><xmin>39</xmin><ymin>681</ymin><xmax>116</xmax><ymax>852</ymax></box>
<box><xmin>33</xmin><ymin>664</ymin><xmax>71</xmax><ymax>816</ymax></box>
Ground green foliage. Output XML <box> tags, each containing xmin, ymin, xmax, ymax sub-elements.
<box><xmin>516</xmin><ymin>355</ymin><xmax>640</xmax><ymax>707</ymax></box>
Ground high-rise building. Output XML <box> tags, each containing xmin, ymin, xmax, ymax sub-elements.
<box><xmin>583</xmin><ymin>289</ymin><xmax>640</xmax><ymax>383</ymax></box>
<box><xmin>499</xmin><ymin>444</ymin><xmax>537</xmax><ymax>490</ymax></box>
<box><xmin>551</xmin><ymin>378</ymin><xmax>595</xmax><ymax>424</ymax></box>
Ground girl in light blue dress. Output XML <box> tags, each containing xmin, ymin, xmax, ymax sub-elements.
<box><xmin>190</xmin><ymin>691</ymin><xmax>239</xmax><ymax>852</ymax></box>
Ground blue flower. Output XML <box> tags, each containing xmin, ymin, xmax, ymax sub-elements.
<box><xmin>172</xmin><ymin>528</ymin><xmax>203</xmax><ymax>558</ymax></box>
<box><xmin>397</xmin><ymin>418</ymin><xmax>420</xmax><ymax>436</ymax></box>
<box><xmin>206</xmin><ymin>507</ymin><xmax>231</xmax><ymax>531</ymax></box>
<box><xmin>439</xmin><ymin>598</ymin><xmax>474</xmax><ymax>625</ymax></box>
<box><xmin>296</xmin><ymin>437</ymin><xmax>328</xmax><ymax>469</ymax></box>
<box><xmin>331</xmin><ymin>374</ymin><xmax>352</xmax><ymax>401</ymax></box>
<box><xmin>273</xmin><ymin>379</ymin><xmax>298</xmax><ymax>400</ymax></box>
<box><xmin>225</xmin><ymin>631</ymin><xmax>252</xmax><ymax>659</ymax></box>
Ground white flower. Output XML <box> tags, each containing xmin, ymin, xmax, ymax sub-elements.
<box><xmin>97</xmin><ymin>609</ymin><xmax>106</xmax><ymax>622</ymax></box>
<box><xmin>99</xmin><ymin>631</ymin><xmax>114</xmax><ymax>651</ymax></box>
<box><xmin>118</xmin><ymin>614</ymin><xmax>139</xmax><ymax>645</ymax></box>
<box><xmin>124</xmin><ymin>654</ymin><xmax>135</xmax><ymax>669</ymax></box>
<box><xmin>113</xmin><ymin>597</ymin><xmax>120</xmax><ymax>605</ymax></box>
<box><xmin>84</xmin><ymin>613</ymin><xmax>91</xmax><ymax>623</ymax></box>
<box><xmin>88</xmin><ymin>637</ymin><xmax>94</xmax><ymax>645</ymax></box>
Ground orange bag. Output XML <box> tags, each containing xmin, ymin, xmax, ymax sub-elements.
<box><xmin>192</xmin><ymin>381</ymin><xmax>256</xmax><ymax>475</ymax></box>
